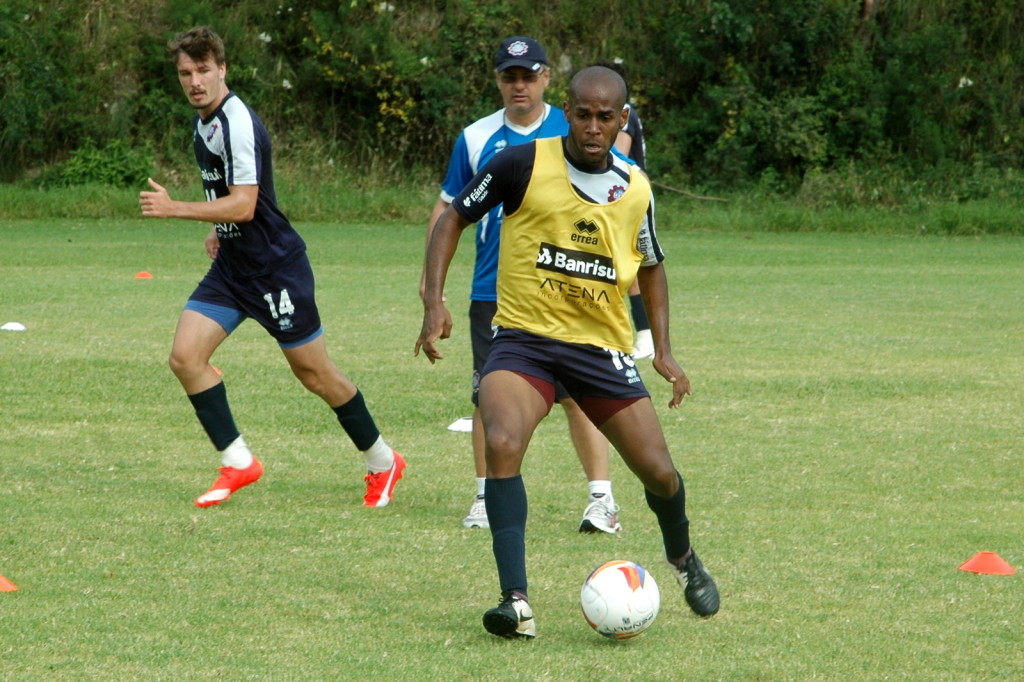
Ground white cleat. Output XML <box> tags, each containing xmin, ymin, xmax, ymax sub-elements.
<box><xmin>579</xmin><ymin>496</ymin><xmax>622</xmax><ymax>534</ymax></box>
<box><xmin>462</xmin><ymin>495</ymin><xmax>489</xmax><ymax>528</ymax></box>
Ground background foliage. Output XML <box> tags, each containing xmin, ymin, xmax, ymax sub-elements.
<box><xmin>2</xmin><ymin>0</ymin><xmax>1023</xmax><ymax>201</ymax></box>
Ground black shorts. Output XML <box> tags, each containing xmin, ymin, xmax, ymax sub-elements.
<box><xmin>186</xmin><ymin>254</ymin><xmax>323</xmax><ymax>348</ymax></box>
<box><xmin>481</xmin><ymin>328</ymin><xmax>650</xmax><ymax>408</ymax></box>
<box><xmin>470</xmin><ymin>302</ymin><xmax>574</xmax><ymax>405</ymax></box>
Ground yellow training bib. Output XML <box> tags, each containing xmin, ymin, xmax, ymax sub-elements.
<box><xmin>493</xmin><ymin>137</ymin><xmax>651</xmax><ymax>353</ymax></box>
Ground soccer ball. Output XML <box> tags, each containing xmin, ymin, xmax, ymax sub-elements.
<box><xmin>580</xmin><ymin>560</ymin><xmax>660</xmax><ymax>639</ymax></box>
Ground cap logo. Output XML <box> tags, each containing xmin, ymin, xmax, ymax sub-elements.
<box><xmin>507</xmin><ymin>40</ymin><xmax>529</xmax><ymax>57</ymax></box>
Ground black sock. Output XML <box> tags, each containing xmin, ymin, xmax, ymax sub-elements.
<box><xmin>332</xmin><ymin>390</ymin><xmax>381</xmax><ymax>451</ymax></box>
<box><xmin>645</xmin><ymin>471</ymin><xmax>691</xmax><ymax>561</ymax></box>
<box><xmin>485</xmin><ymin>475</ymin><xmax>529</xmax><ymax>599</ymax></box>
<box><xmin>187</xmin><ymin>382</ymin><xmax>240</xmax><ymax>451</ymax></box>
<box><xmin>630</xmin><ymin>293</ymin><xmax>650</xmax><ymax>330</ymax></box>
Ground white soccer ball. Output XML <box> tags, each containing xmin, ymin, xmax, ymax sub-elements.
<box><xmin>580</xmin><ymin>559</ymin><xmax>660</xmax><ymax>639</ymax></box>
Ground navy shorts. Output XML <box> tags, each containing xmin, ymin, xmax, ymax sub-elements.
<box><xmin>481</xmin><ymin>328</ymin><xmax>650</xmax><ymax>408</ymax></box>
<box><xmin>470</xmin><ymin>302</ymin><xmax>573</xmax><ymax>405</ymax></box>
<box><xmin>469</xmin><ymin>300</ymin><xmax>499</xmax><ymax>378</ymax></box>
<box><xmin>185</xmin><ymin>254</ymin><xmax>324</xmax><ymax>348</ymax></box>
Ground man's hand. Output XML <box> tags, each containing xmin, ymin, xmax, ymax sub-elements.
<box><xmin>652</xmin><ymin>352</ymin><xmax>691</xmax><ymax>408</ymax></box>
<box><xmin>139</xmin><ymin>178</ymin><xmax>174</xmax><ymax>218</ymax></box>
<box><xmin>204</xmin><ymin>227</ymin><xmax>220</xmax><ymax>260</ymax></box>
<box><xmin>414</xmin><ymin>303</ymin><xmax>453</xmax><ymax>364</ymax></box>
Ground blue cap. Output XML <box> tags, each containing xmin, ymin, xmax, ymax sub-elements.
<box><xmin>495</xmin><ymin>36</ymin><xmax>549</xmax><ymax>72</ymax></box>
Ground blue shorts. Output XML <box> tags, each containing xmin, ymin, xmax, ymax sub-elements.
<box><xmin>470</xmin><ymin>302</ymin><xmax>573</xmax><ymax>406</ymax></box>
<box><xmin>481</xmin><ymin>328</ymin><xmax>650</xmax><ymax>410</ymax></box>
<box><xmin>185</xmin><ymin>254</ymin><xmax>324</xmax><ymax>349</ymax></box>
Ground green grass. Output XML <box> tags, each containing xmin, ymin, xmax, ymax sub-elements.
<box><xmin>5</xmin><ymin>174</ymin><xmax>1024</xmax><ymax>236</ymax></box>
<box><xmin>1</xmin><ymin>219</ymin><xmax>1022</xmax><ymax>680</ymax></box>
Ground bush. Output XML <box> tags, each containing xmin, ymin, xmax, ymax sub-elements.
<box><xmin>0</xmin><ymin>4</ymin><xmax>82</xmax><ymax>181</ymax></box>
<box><xmin>35</xmin><ymin>138</ymin><xmax>154</xmax><ymax>188</ymax></box>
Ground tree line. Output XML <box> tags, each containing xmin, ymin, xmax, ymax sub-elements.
<box><xmin>2</xmin><ymin>0</ymin><xmax>1022</xmax><ymax>194</ymax></box>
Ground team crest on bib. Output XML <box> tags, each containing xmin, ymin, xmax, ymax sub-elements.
<box><xmin>608</xmin><ymin>185</ymin><xmax>626</xmax><ymax>202</ymax></box>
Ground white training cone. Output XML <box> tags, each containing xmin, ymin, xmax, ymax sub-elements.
<box><xmin>448</xmin><ymin>417</ymin><xmax>473</xmax><ymax>433</ymax></box>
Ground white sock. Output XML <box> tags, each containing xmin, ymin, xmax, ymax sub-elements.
<box><xmin>588</xmin><ymin>480</ymin><xmax>612</xmax><ymax>500</ymax></box>
<box><xmin>475</xmin><ymin>477</ymin><xmax>486</xmax><ymax>498</ymax></box>
<box><xmin>220</xmin><ymin>435</ymin><xmax>253</xmax><ymax>469</ymax></box>
<box><xmin>363</xmin><ymin>435</ymin><xmax>395</xmax><ymax>472</ymax></box>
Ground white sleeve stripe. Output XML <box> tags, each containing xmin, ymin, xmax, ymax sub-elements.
<box><xmin>461</xmin><ymin>109</ymin><xmax>511</xmax><ymax>174</ymax></box>
<box><xmin>222</xmin><ymin>98</ymin><xmax>258</xmax><ymax>186</ymax></box>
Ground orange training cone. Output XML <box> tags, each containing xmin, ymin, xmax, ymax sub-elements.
<box><xmin>135</xmin><ymin>271</ymin><xmax>153</xmax><ymax>279</ymax></box>
<box><xmin>0</xmin><ymin>574</ymin><xmax>18</xmax><ymax>591</ymax></box>
<box><xmin>958</xmin><ymin>552</ymin><xmax>1016</xmax><ymax>575</ymax></box>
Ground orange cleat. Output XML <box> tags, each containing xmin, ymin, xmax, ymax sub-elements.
<box><xmin>195</xmin><ymin>457</ymin><xmax>263</xmax><ymax>508</ymax></box>
<box><xmin>363</xmin><ymin>452</ymin><xmax>406</xmax><ymax>507</ymax></box>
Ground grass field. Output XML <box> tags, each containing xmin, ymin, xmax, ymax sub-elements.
<box><xmin>1</xmin><ymin>218</ymin><xmax>1021</xmax><ymax>680</ymax></box>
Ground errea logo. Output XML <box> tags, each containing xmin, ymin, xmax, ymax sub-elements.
<box><xmin>575</xmin><ymin>219</ymin><xmax>597</xmax><ymax>234</ymax></box>
<box><xmin>572</xmin><ymin>218</ymin><xmax>599</xmax><ymax>245</ymax></box>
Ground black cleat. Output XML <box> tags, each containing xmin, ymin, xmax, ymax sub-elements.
<box><xmin>482</xmin><ymin>591</ymin><xmax>536</xmax><ymax>638</ymax></box>
<box><xmin>666</xmin><ymin>549</ymin><xmax>720</xmax><ymax>617</ymax></box>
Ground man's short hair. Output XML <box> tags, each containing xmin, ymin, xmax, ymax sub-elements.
<box><xmin>569</xmin><ymin>66</ymin><xmax>628</xmax><ymax>109</ymax></box>
<box><xmin>593</xmin><ymin>59</ymin><xmax>631</xmax><ymax>101</ymax></box>
<box><xmin>167</xmin><ymin>26</ymin><xmax>226</xmax><ymax>65</ymax></box>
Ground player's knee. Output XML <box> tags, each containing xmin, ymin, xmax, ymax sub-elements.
<box><xmin>295</xmin><ymin>367</ymin><xmax>350</xmax><ymax>403</ymax></box>
<box><xmin>294</xmin><ymin>368</ymin><xmax>326</xmax><ymax>396</ymax></box>
<box><xmin>484</xmin><ymin>426</ymin><xmax>527</xmax><ymax>460</ymax></box>
<box><xmin>644</xmin><ymin>463</ymin><xmax>680</xmax><ymax>498</ymax></box>
<box><xmin>167</xmin><ymin>351</ymin><xmax>191</xmax><ymax>379</ymax></box>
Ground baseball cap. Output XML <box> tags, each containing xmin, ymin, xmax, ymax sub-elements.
<box><xmin>495</xmin><ymin>36</ymin><xmax>549</xmax><ymax>73</ymax></box>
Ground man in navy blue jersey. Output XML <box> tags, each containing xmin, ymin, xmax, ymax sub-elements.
<box><xmin>422</xmin><ymin>37</ymin><xmax>624</xmax><ymax>535</ymax></box>
<box><xmin>140</xmin><ymin>26</ymin><xmax>405</xmax><ymax>509</ymax></box>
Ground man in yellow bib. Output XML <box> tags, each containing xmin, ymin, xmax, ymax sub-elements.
<box><xmin>416</xmin><ymin>65</ymin><xmax>719</xmax><ymax>639</ymax></box>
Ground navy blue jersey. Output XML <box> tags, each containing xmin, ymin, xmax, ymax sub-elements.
<box><xmin>193</xmin><ymin>92</ymin><xmax>305</xmax><ymax>279</ymax></box>
<box><xmin>622</xmin><ymin>104</ymin><xmax>647</xmax><ymax>170</ymax></box>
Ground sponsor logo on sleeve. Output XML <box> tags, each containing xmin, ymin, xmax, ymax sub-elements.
<box><xmin>463</xmin><ymin>172</ymin><xmax>493</xmax><ymax>208</ymax></box>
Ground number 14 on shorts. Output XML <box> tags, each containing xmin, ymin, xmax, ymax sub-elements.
<box><xmin>263</xmin><ymin>289</ymin><xmax>295</xmax><ymax>320</ymax></box>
